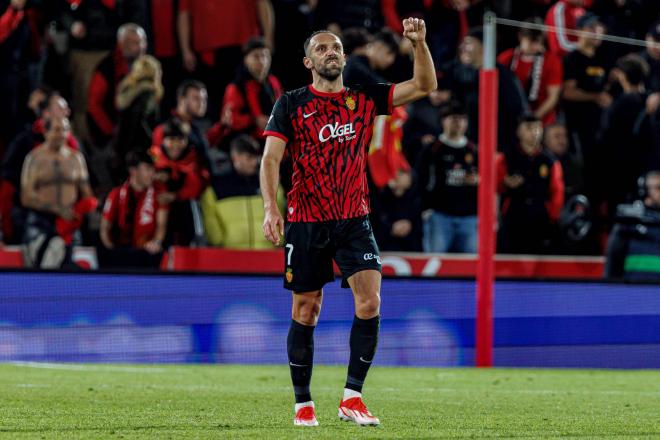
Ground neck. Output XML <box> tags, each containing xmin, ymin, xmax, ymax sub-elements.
<box><xmin>442</xmin><ymin>132</ymin><xmax>465</xmax><ymax>143</ymax></box>
<box><xmin>46</xmin><ymin>143</ymin><xmax>62</xmax><ymax>153</ymax></box>
<box><xmin>312</xmin><ymin>75</ymin><xmax>344</xmax><ymax>94</ymax></box>
<box><xmin>129</xmin><ymin>178</ymin><xmax>145</xmax><ymax>192</ymax></box>
<box><xmin>176</xmin><ymin>106</ymin><xmax>191</xmax><ymax>122</ymax></box>
<box><xmin>521</xmin><ymin>143</ymin><xmax>540</xmax><ymax>155</ymax></box>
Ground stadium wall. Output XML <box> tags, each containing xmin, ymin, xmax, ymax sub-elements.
<box><xmin>0</xmin><ymin>272</ymin><xmax>658</xmax><ymax>368</ymax></box>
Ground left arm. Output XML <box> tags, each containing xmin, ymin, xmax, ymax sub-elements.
<box><xmin>392</xmin><ymin>18</ymin><xmax>437</xmax><ymax>108</ymax></box>
<box><xmin>534</xmin><ymin>85</ymin><xmax>561</xmax><ymax>120</ymax></box>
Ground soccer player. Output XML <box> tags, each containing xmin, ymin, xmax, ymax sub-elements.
<box><xmin>260</xmin><ymin>18</ymin><xmax>436</xmax><ymax>427</ymax></box>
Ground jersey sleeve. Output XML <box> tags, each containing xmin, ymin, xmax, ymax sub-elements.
<box><xmin>263</xmin><ymin>94</ymin><xmax>292</xmax><ymax>143</ymax></box>
<box><xmin>362</xmin><ymin>83</ymin><xmax>395</xmax><ymax>115</ymax></box>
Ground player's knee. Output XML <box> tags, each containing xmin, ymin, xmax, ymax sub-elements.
<box><xmin>293</xmin><ymin>296</ymin><xmax>322</xmax><ymax>325</ymax></box>
<box><xmin>355</xmin><ymin>292</ymin><xmax>380</xmax><ymax>318</ymax></box>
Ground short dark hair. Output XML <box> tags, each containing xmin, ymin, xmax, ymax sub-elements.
<box><xmin>243</xmin><ymin>37</ymin><xmax>268</xmax><ymax>55</ymax></box>
<box><xmin>304</xmin><ymin>30</ymin><xmax>339</xmax><ymax>56</ymax></box>
<box><xmin>342</xmin><ymin>28</ymin><xmax>371</xmax><ymax>56</ymax></box>
<box><xmin>616</xmin><ymin>54</ymin><xmax>649</xmax><ymax>86</ymax></box>
<box><xmin>162</xmin><ymin>121</ymin><xmax>187</xmax><ymax>139</ymax></box>
<box><xmin>126</xmin><ymin>150</ymin><xmax>154</xmax><ymax>169</ymax></box>
<box><xmin>176</xmin><ymin>79</ymin><xmax>206</xmax><ymax>100</ymax></box>
<box><xmin>373</xmin><ymin>29</ymin><xmax>399</xmax><ymax>54</ymax></box>
<box><xmin>518</xmin><ymin>112</ymin><xmax>542</xmax><ymax>125</ymax></box>
<box><xmin>230</xmin><ymin>134</ymin><xmax>261</xmax><ymax>156</ymax></box>
<box><xmin>440</xmin><ymin>100</ymin><xmax>467</xmax><ymax>119</ymax></box>
<box><xmin>518</xmin><ymin>17</ymin><xmax>544</xmax><ymax>41</ymax></box>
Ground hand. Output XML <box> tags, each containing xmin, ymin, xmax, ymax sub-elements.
<box><xmin>220</xmin><ymin>106</ymin><xmax>233</xmax><ymax>126</ymax></box>
<box><xmin>421</xmin><ymin>134</ymin><xmax>436</xmax><ymax>146</ymax></box>
<box><xmin>157</xmin><ymin>192</ymin><xmax>177</xmax><ymax>205</ymax></box>
<box><xmin>596</xmin><ymin>92</ymin><xmax>612</xmax><ymax>108</ymax></box>
<box><xmin>503</xmin><ymin>174</ymin><xmax>524</xmax><ymax>189</ymax></box>
<box><xmin>255</xmin><ymin>114</ymin><xmax>270</xmax><ymax>129</ymax></box>
<box><xmin>10</xmin><ymin>0</ymin><xmax>26</xmax><ymax>10</ymax></box>
<box><xmin>182</xmin><ymin>48</ymin><xmax>197</xmax><ymax>72</ymax></box>
<box><xmin>402</xmin><ymin>17</ymin><xmax>427</xmax><ymax>44</ymax></box>
<box><xmin>57</xmin><ymin>206</ymin><xmax>76</xmax><ymax>221</ymax></box>
<box><xmin>391</xmin><ymin>219</ymin><xmax>412</xmax><ymax>238</ymax></box>
<box><xmin>143</xmin><ymin>240</ymin><xmax>162</xmax><ymax>254</ymax></box>
<box><xmin>263</xmin><ymin>206</ymin><xmax>284</xmax><ymax>245</ymax></box>
<box><xmin>70</xmin><ymin>21</ymin><xmax>86</xmax><ymax>39</ymax></box>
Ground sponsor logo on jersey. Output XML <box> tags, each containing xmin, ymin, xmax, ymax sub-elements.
<box><xmin>318</xmin><ymin>122</ymin><xmax>356</xmax><ymax>143</ymax></box>
<box><xmin>539</xmin><ymin>163</ymin><xmax>549</xmax><ymax>178</ymax></box>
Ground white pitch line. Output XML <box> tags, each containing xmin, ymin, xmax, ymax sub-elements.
<box><xmin>7</xmin><ymin>362</ymin><xmax>166</xmax><ymax>373</ymax></box>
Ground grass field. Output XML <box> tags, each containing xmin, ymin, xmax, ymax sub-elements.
<box><xmin>1</xmin><ymin>363</ymin><xmax>659</xmax><ymax>439</ymax></box>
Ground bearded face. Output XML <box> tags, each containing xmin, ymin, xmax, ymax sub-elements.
<box><xmin>305</xmin><ymin>33</ymin><xmax>346</xmax><ymax>81</ymax></box>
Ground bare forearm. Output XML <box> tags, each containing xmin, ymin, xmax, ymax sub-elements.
<box><xmin>154</xmin><ymin>210</ymin><xmax>168</xmax><ymax>243</ymax></box>
<box><xmin>412</xmin><ymin>41</ymin><xmax>437</xmax><ymax>93</ymax></box>
<box><xmin>177</xmin><ymin>11</ymin><xmax>192</xmax><ymax>52</ymax></box>
<box><xmin>563</xmin><ymin>86</ymin><xmax>597</xmax><ymax>103</ymax></box>
<box><xmin>257</xmin><ymin>0</ymin><xmax>274</xmax><ymax>46</ymax></box>
<box><xmin>260</xmin><ymin>157</ymin><xmax>281</xmax><ymax>210</ymax></box>
<box><xmin>535</xmin><ymin>96</ymin><xmax>558</xmax><ymax>118</ymax></box>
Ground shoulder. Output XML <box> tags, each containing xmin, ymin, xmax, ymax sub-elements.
<box><xmin>498</xmin><ymin>48</ymin><xmax>514</xmax><ymax>63</ymax></box>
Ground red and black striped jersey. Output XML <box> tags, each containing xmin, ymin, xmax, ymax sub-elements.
<box><xmin>264</xmin><ymin>83</ymin><xmax>394</xmax><ymax>222</ymax></box>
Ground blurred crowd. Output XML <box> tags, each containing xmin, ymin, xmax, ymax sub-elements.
<box><xmin>0</xmin><ymin>0</ymin><xmax>658</xmax><ymax>269</ymax></box>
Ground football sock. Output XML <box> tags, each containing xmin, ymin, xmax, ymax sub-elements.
<box><xmin>288</xmin><ymin>320</ymin><xmax>315</xmax><ymax>403</ymax></box>
<box><xmin>345</xmin><ymin>315</ymin><xmax>380</xmax><ymax>393</ymax></box>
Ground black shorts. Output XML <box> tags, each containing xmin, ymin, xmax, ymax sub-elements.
<box><xmin>283</xmin><ymin>216</ymin><xmax>382</xmax><ymax>292</ymax></box>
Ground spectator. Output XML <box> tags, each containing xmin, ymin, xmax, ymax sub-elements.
<box><xmin>545</xmin><ymin>0</ymin><xmax>588</xmax><ymax>58</ymax></box>
<box><xmin>0</xmin><ymin>0</ymin><xmax>36</xmax><ymax>152</ymax></box>
<box><xmin>605</xmin><ymin>170</ymin><xmax>660</xmax><ymax>281</ymax></box>
<box><xmin>544</xmin><ymin>122</ymin><xmax>583</xmax><ymax>198</ymax></box>
<box><xmin>150</xmin><ymin>121</ymin><xmax>208</xmax><ymax>246</ymax></box>
<box><xmin>113</xmin><ymin>54</ymin><xmax>163</xmax><ymax>181</ymax></box>
<box><xmin>639</xmin><ymin>20</ymin><xmax>660</xmax><ymax>93</ymax></box>
<box><xmin>402</xmin><ymin>88</ymin><xmax>449</xmax><ymax>165</ymax></box>
<box><xmin>147</xmin><ymin>0</ymin><xmax>181</xmax><ymax>114</ymax></box>
<box><xmin>201</xmin><ymin>135</ymin><xmax>282</xmax><ymax>249</ymax></box>
<box><xmin>369</xmin><ymin>168</ymin><xmax>422</xmax><ymax>252</ymax></box>
<box><xmin>87</xmin><ymin>23</ymin><xmax>147</xmax><ymax>148</ymax></box>
<box><xmin>498</xmin><ymin>19</ymin><xmax>563</xmax><ymax>125</ymax></box>
<box><xmin>177</xmin><ymin>0</ymin><xmax>275</xmax><ymax>120</ymax></box>
<box><xmin>20</xmin><ymin>116</ymin><xmax>97</xmax><ymax>268</ymax></box>
<box><xmin>314</xmin><ymin>0</ymin><xmax>383</xmax><ymax>34</ymax></box>
<box><xmin>601</xmin><ymin>54</ymin><xmax>652</xmax><ymax>210</ymax></box>
<box><xmin>343</xmin><ymin>28</ymin><xmax>399</xmax><ymax>86</ymax></box>
<box><xmin>562</xmin><ymin>12</ymin><xmax>610</xmax><ymax>199</ymax></box>
<box><xmin>208</xmin><ymin>37</ymin><xmax>283</xmax><ymax>150</ymax></box>
<box><xmin>416</xmin><ymin>101</ymin><xmax>478</xmax><ymax>253</ymax></box>
<box><xmin>1</xmin><ymin>93</ymin><xmax>79</xmax><ymax>244</ymax></box>
<box><xmin>99</xmin><ymin>151</ymin><xmax>167</xmax><ymax>269</ymax></box>
<box><xmin>154</xmin><ymin>80</ymin><xmax>214</xmax><ymax>173</ymax></box>
<box><xmin>497</xmin><ymin>114</ymin><xmax>565</xmax><ymax>254</ymax></box>
<box><xmin>60</xmin><ymin>0</ymin><xmax>147</xmax><ymax>143</ymax></box>
<box><xmin>439</xmin><ymin>28</ymin><xmax>528</xmax><ymax>153</ymax></box>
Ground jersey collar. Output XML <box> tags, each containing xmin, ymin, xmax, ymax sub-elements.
<box><xmin>309</xmin><ymin>85</ymin><xmax>345</xmax><ymax>97</ymax></box>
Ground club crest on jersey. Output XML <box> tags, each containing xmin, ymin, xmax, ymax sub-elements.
<box><xmin>318</xmin><ymin>122</ymin><xmax>356</xmax><ymax>143</ymax></box>
<box><xmin>285</xmin><ymin>268</ymin><xmax>293</xmax><ymax>283</ymax></box>
<box><xmin>345</xmin><ymin>95</ymin><xmax>356</xmax><ymax>111</ymax></box>
<box><xmin>465</xmin><ymin>153</ymin><xmax>474</xmax><ymax>164</ymax></box>
<box><xmin>539</xmin><ymin>164</ymin><xmax>549</xmax><ymax>178</ymax></box>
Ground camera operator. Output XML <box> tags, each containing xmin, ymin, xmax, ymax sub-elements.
<box><xmin>605</xmin><ymin>170</ymin><xmax>660</xmax><ymax>280</ymax></box>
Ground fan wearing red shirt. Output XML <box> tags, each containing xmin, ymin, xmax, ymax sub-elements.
<box><xmin>100</xmin><ymin>150</ymin><xmax>167</xmax><ymax>268</ymax></box>
<box><xmin>498</xmin><ymin>22</ymin><xmax>563</xmax><ymax>125</ymax></box>
<box><xmin>545</xmin><ymin>0</ymin><xmax>591</xmax><ymax>58</ymax></box>
<box><xmin>261</xmin><ymin>18</ymin><xmax>436</xmax><ymax>428</ymax></box>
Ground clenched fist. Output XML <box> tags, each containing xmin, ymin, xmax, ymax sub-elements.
<box><xmin>402</xmin><ymin>17</ymin><xmax>426</xmax><ymax>44</ymax></box>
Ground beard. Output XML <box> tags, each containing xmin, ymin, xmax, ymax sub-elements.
<box><xmin>316</xmin><ymin>59</ymin><xmax>343</xmax><ymax>81</ymax></box>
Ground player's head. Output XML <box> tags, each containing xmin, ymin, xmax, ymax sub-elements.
<box><xmin>440</xmin><ymin>101</ymin><xmax>468</xmax><ymax>138</ymax></box>
<box><xmin>517</xmin><ymin>113</ymin><xmax>543</xmax><ymax>153</ymax></box>
<box><xmin>303</xmin><ymin>30</ymin><xmax>346</xmax><ymax>81</ymax></box>
<box><xmin>543</xmin><ymin>122</ymin><xmax>569</xmax><ymax>157</ymax></box>
<box><xmin>230</xmin><ymin>135</ymin><xmax>261</xmax><ymax>177</ymax></box>
<box><xmin>44</xmin><ymin>116</ymin><xmax>70</xmax><ymax>149</ymax></box>
<box><xmin>176</xmin><ymin>80</ymin><xmax>207</xmax><ymax>118</ymax></box>
<box><xmin>162</xmin><ymin>121</ymin><xmax>189</xmax><ymax>161</ymax></box>
<box><xmin>518</xmin><ymin>18</ymin><xmax>545</xmax><ymax>55</ymax></box>
<box><xmin>243</xmin><ymin>37</ymin><xmax>272</xmax><ymax>83</ymax></box>
<box><xmin>126</xmin><ymin>150</ymin><xmax>155</xmax><ymax>189</ymax></box>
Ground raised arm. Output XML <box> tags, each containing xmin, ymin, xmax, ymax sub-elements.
<box><xmin>392</xmin><ymin>18</ymin><xmax>437</xmax><ymax>108</ymax></box>
<box><xmin>260</xmin><ymin>135</ymin><xmax>286</xmax><ymax>245</ymax></box>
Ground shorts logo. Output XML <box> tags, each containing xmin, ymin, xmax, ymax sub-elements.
<box><xmin>285</xmin><ymin>268</ymin><xmax>293</xmax><ymax>283</ymax></box>
<box><xmin>363</xmin><ymin>253</ymin><xmax>381</xmax><ymax>264</ymax></box>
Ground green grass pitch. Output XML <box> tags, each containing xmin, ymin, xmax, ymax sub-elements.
<box><xmin>1</xmin><ymin>363</ymin><xmax>659</xmax><ymax>439</ymax></box>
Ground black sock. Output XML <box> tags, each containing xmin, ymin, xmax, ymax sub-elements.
<box><xmin>287</xmin><ymin>320</ymin><xmax>315</xmax><ymax>403</ymax></box>
<box><xmin>345</xmin><ymin>315</ymin><xmax>380</xmax><ymax>393</ymax></box>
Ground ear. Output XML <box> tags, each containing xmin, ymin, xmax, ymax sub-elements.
<box><xmin>303</xmin><ymin>56</ymin><xmax>313</xmax><ymax>70</ymax></box>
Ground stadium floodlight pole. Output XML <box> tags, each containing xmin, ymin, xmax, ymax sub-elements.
<box><xmin>476</xmin><ymin>11</ymin><xmax>498</xmax><ymax>368</ymax></box>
